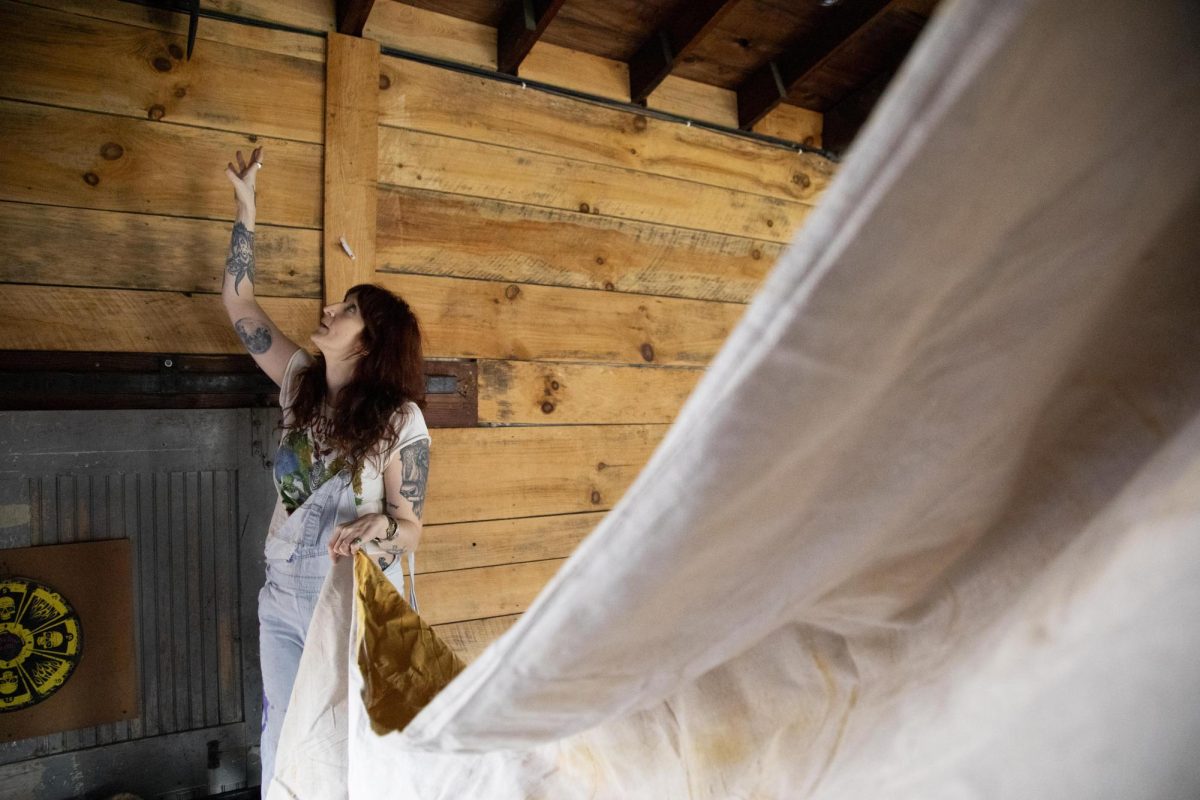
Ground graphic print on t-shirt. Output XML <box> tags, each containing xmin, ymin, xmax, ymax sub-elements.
<box><xmin>273</xmin><ymin>425</ymin><xmax>363</xmax><ymax>514</ymax></box>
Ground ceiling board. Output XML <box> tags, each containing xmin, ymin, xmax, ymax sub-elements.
<box><xmin>672</xmin><ymin>0</ymin><xmax>828</xmax><ymax>88</ymax></box>
<box><xmin>788</xmin><ymin>4</ymin><xmax>931</xmax><ymax>110</ymax></box>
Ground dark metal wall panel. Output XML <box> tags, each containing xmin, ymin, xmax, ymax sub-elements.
<box><xmin>0</xmin><ymin>409</ymin><xmax>277</xmax><ymax>795</ymax></box>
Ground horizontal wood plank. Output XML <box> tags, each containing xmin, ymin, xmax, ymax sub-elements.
<box><xmin>0</xmin><ymin>2</ymin><xmax>325</xmax><ymax>142</ymax></box>
<box><xmin>431</xmin><ymin>614</ymin><xmax>520</xmax><ymax>662</ymax></box>
<box><xmin>376</xmin><ymin>187</ymin><xmax>778</xmax><ymax>303</ymax></box>
<box><xmin>18</xmin><ymin>0</ymin><xmax>327</xmax><ymax>61</ymax></box>
<box><xmin>0</xmin><ymin>100</ymin><xmax>323</xmax><ymax>228</ymax></box>
<box><xmin>379</xmin><ymin>57</ymin><xmax>832</xmax><ymax>203</ymax></box>
<box><xmin>478</xmin><ymin>360</ymin><xmax>702</xmax><ymax>425</ymax></box>
<box><xmin>426</xmin><ymin>424</ymin><xmax>664</xmax><ymax>524</ymax></box>
<box><xmin>378</xmin><ymin>127</ymin><xmax>806</xmax><ymax>243</ymax></box>
<box><xmin>376</xmin><ymin>272</ymin><xmax>746</xmax><ymax>367</ymax></box>
<box><xmin>417</xmin><ymin>559</ymin><xmax>564</xmax><ymax>625</ymax></box>
<box><xmin>418</xmin><ymin>512</ymin><xmax>603</xmax><ymax>573</ymax></box>
<box><xmin>203</xmin><ymin>0</ymin><xmax>334</xmax><ymax>33</ymax></box>
<box><xmin>0</xmin><ymin>284</ymin><xmax>319</xmax><ymax>353</ymax></box>
<box><xmin>0</xmin><ymin>202</ymin><xmax>321</xmax><ymax>297</ymax></box>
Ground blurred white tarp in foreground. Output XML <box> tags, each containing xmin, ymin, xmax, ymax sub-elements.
<box><xmin>271</xmin><ymin>0</ymin><xmax>1200</xmax><ymax>796</ymax></box>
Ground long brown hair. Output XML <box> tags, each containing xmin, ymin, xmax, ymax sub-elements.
<box><xmin>285</xmin><ymin>284</ymin><xmax>425</xmax><ymax>468</ymax></box>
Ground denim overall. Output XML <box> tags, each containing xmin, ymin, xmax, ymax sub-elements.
<box><xmin>257</xmin><ymin>470</ymin><xmax>358</xmax><ymax>794</ymax></box>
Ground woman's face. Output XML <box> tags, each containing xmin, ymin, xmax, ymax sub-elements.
<box><xmin>312</xmin><ymin>293</ymin><xmax>366</xmax><ymax>359</ymax></box>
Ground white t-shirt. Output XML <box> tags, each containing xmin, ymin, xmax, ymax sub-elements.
<box><xmin>270</xmin><ymin>349</ymin><xmax>430</xmax><ymax>522</ymax></box>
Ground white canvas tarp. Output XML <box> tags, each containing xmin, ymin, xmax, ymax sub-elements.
<box><xmin>270</xmin><ymin>0</ymin><xmax>1200</xmax><ymax>796</ymax></box>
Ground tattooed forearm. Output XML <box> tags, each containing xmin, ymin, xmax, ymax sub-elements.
<box><xmin>234</xmin><ymin>317</ymin><xmax>272</xmax><ymax>354</ymax></box>
<box><xmin>397</xmin><ymin>440</ymin><xmax>430</xmax><ymax>520</ymax></box>
<box><xmin>225</xmin><ymin>221</ymin><xmax>255</xmax><ymax>296</ymax></box>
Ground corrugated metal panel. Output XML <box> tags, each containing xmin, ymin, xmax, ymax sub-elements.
<box><xmin>0</xmin><ymin>409</ymin><xmax>275</xmax><ymax>791</ymax></box>
<box><xmin>2</xmin><ymin>469</ymin><xmax>243</xmax><ymax>760</ymax></box>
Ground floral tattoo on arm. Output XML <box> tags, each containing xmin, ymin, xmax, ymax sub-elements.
<box><xmin>225</xmin><ymin>221</ymin><xmax>255</xmax><ymax>295</ymax></box>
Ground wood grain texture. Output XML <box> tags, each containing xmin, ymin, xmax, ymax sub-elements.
<box><xmin>203</xmin><ymin>0</ymin><xmax>334</xmax><ymax>32</ymax></box>
<box><xmin>754</xmin><ymin>104</ymin><xmax>824</xmax><ymax>148</ymax></box>
<box><xmin>376</xmin><ymin>272</ymin><xmax>746</xmax><ymax>366</ymax></box>
<box><xmin>425</xmin><ymin>424</ymin><xmax>664</xmax><ymax>524</ymax></box>
<box><xmin>378</xmin><ymin>127</ymin><xmax>807</xmax><ymax>243</ymax></box>
<box><xmin>364</xmin><ymin>2</ymin><xmax>794</xmax><ymax>131</ymax></box>
<box><xmin>418</xmin><ymin>512</ymin><xmax>603</xmax><ymax>573</ymax></box>
<box><xmin>0</xmin><ymin>284</ymin><xmax>319</xmax><ymax>353</ymax></box>
<box><xmin>378</xmin><ymin>57</ymin><xmax>832</xmax><ymax>202</ymax></box>
<box><xmin>324</xmin><ymin>33</ymin><xmax>379</xmax><ymax>301</ymax></box>
<box><xmin>0</xmin><ymin>201</ymin><xmax>321</xmax><ymax>297</ymax></box>
<box><xmin>18</xmin><ymin>0</ymin><xmax>327</xmax><ymax>61</ymax></box>
<box><xmin>432</xmin><ymin>614</ymin><xmax>520</xmax><ymax>662</ymax></box>
<box><xmin>0</xmin><ymin>100</ymin><xmax>323</xmax><ymax>228</ymax></box>
<box><xmin>376</xmin><ymin>187</ymin><xmax>777</xmax><ymax>303</ymax></box>
<box><xmin>416</xmin><ymin>558</ymin><xmax>565</xmax><ymax>625</ymax></box>
<box><xmin>478</xmin><ymin>360</ymin><xmax>702</xmax><ymax>425</ymax></box>
<box><xmin>0</xmin><ymin>2</ymin><xmax>325</xmax><ymax>142</ymax></box>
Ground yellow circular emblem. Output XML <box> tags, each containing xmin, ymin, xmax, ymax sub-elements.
<box><xmin>0</xmin><ymin>578</ymin><xmax>83</xmax><ymax>712</ymax></box>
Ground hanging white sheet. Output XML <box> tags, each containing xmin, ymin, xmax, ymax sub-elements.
<box><xmin>271</xmin><ymin>0</ymin><xmax>1200</xmax><ymax>796</ymax></box>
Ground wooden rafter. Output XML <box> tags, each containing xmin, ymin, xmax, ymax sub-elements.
<box><xmin>336</xmin><ymin>0</ymin><xmax>376</xmax><ymax>36</ymax></box>
<box><xmin>736</xmin><ymin>0</ymin><xmax>895</xmax><ymax>130</ymax></box>
<box><xmin>628</xmin><ymin>0</ymin><xmax>741</xmax><ymax>104</ymax></box>
<box><xmin>497</xmin><ymin>0</ymin><xmax>567</xmax><ymax>75</ymax></box>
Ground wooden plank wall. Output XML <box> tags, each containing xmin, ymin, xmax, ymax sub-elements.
<box><xmin>366</xmin><ymin>29</ymin><xmax>834</xmax><ymax>657</ymax></box>
<box><xmin>0</xmin><ymin>0</ymin><xmax>837</xmax><ymax>664</ymax></box>
<box><xmin>0</xmin><ymin>0</ymin><xmax>325</xmax><ymax>352</ymax></box>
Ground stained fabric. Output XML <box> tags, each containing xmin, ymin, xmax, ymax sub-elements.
<box><xmin>270</xmin><ymin>0</ymin><xmax>1200</xmax><ymax>797</ymax></box>
<box><xmin>353</xmin><ymin>553</ymin><xmax>466</xmax><ymax>736</ymax></box>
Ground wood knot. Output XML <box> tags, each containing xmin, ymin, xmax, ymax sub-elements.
<box><xmin>595</xmin><ymin>256</ymin><xmax>605</xmax><ymax>265</ymax></box>
<box><xmin>147</xmin><ymin>104</ymin><xmax>166</xmax><ymax>120</ymax></box>
<box><xmin>550</xmin><ymin>381</ymin><xmax>560</xmax><ymax>390</ymax></box>
<box><xmin>578</xmin><ymin>202</ymin><xmax>590</xmax><ymax>213</ymax></box>
<box><xmin>82</xmin><ymin>172</ymin><xmax>100</xmax><ymax>186</ymax></box>
<box><xmin>640</xmin><ymin>343</ymin><xmax>655</xmax><ymax>362</ymax></box>
<box><xmin>173</xmin><ymin>86</ymin><xmax>187</xmax><ymax>98</ymax></box>
<box><xmin>504</xmin><ymin>284</ymin><xmax>521</xmax><ymax>300</ymax></box>
<box><xmin>379</xmin><ymin>73</ymin><xmax>392</xmax><ymax>90</ymax></box>
<box><xmin>803</xmin><ymin>136</ymin><xmax>815</xmax><ymax>147</ymax></box>
<box><xmin>99</xmin><ymin>142</ymin><xmax>124</xmax><ymax>160</ymax></box>
<box><xmin>765</xmin><ymin>219</ymin><xmax>775</xmax><ymax>228</ymax></box>
<box><xmin>596</xmin><ymin>462</ymin><xmax>607</xmax><ymax>471</ymax></box>
<box><xmin>603</xmin><ymin>281</ymin><xmax>615</xmax><ymax>291</ymax></box>
<box><xmin>152</xmin><ymin>56</ymin><xmax>172</xmax><ymax>72</ymax></box>
<box><xmin>631</xmin><ymin>115</ymin><xmax>647</xmax><ymax>132</ymax></box>
<box><xmin>792</xmin><ymin>172</ymin><xmax>811</xmax><ymax>188</ymax></box>
<box><xmin>736</xmin><ymin>37</ymin><xmax>751</xmax><ymax>49</ymax></box>
<box><xmin>541</xmin><ymin>401</ymin><xmax>555</xmax><ymax>414</ymax></box>
<box><xmin>751</xmin><ymin>249</ymin><xmax>762</xmax><ymax>260</ymax></box>
<box><xmin>590</xmin><ymin>490</ymin><xmax>601</xmax><ymax>504</ymax></box>
<box><xmin>168</xmin><ymin>43</ymin><xmax>184</xmax><ymax>60</ymax></box>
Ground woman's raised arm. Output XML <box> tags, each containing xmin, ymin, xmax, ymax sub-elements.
<box><xmin>221</xmin><ymin>147</ymin><xmax>299</xmax><ymax>387</ymax></box>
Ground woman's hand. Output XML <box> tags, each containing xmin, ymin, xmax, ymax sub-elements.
<box><xmin>224</xmin><ymin>146</ymin><xmax>263</xmax><ymax>221</ymax></box>
<box><xmin>327</xmin><ymin>513</ymin><xmax>390</xmax><ymax>561</ymax></box>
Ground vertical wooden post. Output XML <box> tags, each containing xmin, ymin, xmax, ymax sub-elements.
<box><xmin>324</xmin><ymin>32</ymin><xmax>379</xmax><ymax>304</ymax></box>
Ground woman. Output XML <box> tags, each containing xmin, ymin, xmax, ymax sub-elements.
<box><xmin>221</xmin><ymin>148</ymin><xmax>431</xmax><ymax>793</ymax></box>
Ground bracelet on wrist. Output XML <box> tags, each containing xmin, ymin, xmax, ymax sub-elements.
<box><xmin>384</xmin><ymin>515</ymin><xmax>398</xmax><ymax>541</ymax></box>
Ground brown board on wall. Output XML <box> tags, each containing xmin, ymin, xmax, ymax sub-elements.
<box><xmin>0</xmin><ymin>540</ymin><xmax>136</xmax><ymax>741</ymax></box>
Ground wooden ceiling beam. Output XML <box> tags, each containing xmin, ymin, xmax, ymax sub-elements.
<box><xmin>628</xmin><ymin>0</ymin><xmax>741</xmax><ymax>105</ymax></box>
<box><xmin>497</xmin><ymin>0</ymin><xmax>567</xmax><ymax>76</ymax></box>
<box><xmin>736</xmin><ymin>0</ymin><xmax>895</xmax><ymax>130</ymax></box>
<box><xmin>336</xmin><ymin>0</ymin><xmax>376</xmax><ymax>36</ymax></box>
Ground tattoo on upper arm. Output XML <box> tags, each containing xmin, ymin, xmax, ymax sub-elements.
<box><xmin>397</xmin><ymin>439</ymin><xmax>430</xmax><ymax>520</ymax></box>
<box><xmin>234</xmin><ymin>317</ymin><xmax>273</xmax><ymax>354</ymax></box>
<box><xmin>225</xmin><ymin>221</ymin><xmax>255</xmax><ymax>295</ymax></box>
